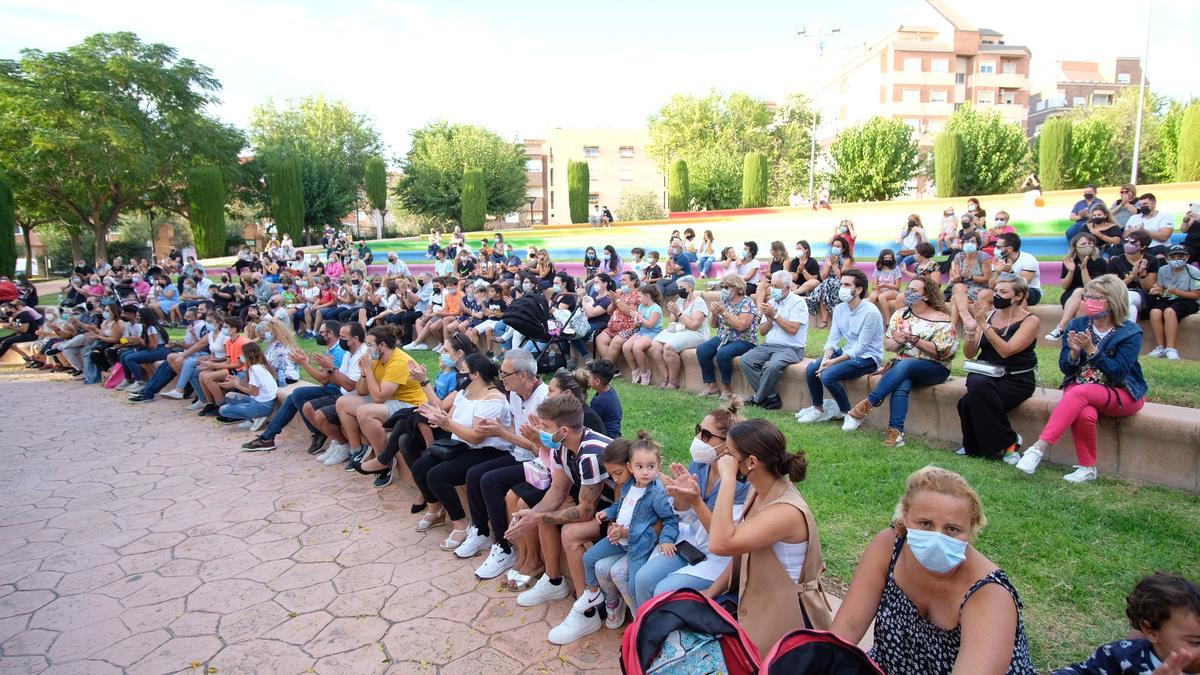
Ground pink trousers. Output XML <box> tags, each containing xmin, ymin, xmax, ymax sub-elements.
<box><xmin>1039</xmin><ymin>383</ymin><xmax>1144</xmax><ymax>467</ymax></box>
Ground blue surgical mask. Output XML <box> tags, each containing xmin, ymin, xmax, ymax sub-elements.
<box><xmin>619</xmin><ymin>284</ymin><xmax>630</xmax><ymax>294</ymax></box>
<box><xmin>538</xmin><ymin>429</ymin><xmax>561</xmax><ymax>450</ymax></box>
<box><xmin>963</xmin><ymin>243</ymin><xmax>978</xmax><ymax>254</ymax></box>
<box><xmin>439</xmin><ymin>354</ymin><xmax>455</xmax><ymax>369</ymax></box>
<box><xmin>906</xmin><ymin>528</ymin><xmax>968</xmax><ymax>574</ymax></box>
<box><xmin>720</xmin><ymin>289</ymin><xmax>732</xmax><ymax>302</ymax></box>
<box><xmin>769</xmin><ymin>288</ymin><xmax>783</xmax><ymax>301</ymax></box>
<box><xmin>262</xmin><ymin>331</ymin><xmax>273</xmax><ymax>343</ymax></box>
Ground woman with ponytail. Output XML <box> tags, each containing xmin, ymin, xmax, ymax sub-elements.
<box><xmin>705</xmin><ymin>418</ymin><xmax>833</xmax><ymax>656</ymax></box>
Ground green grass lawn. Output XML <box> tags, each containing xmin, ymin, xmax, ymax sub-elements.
<box><xmin>288</xmin><ymin>338</ymin><xmax>1198</xmax><ymax>670</ymax></box>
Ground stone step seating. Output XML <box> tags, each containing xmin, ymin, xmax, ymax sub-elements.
<box><xmin>1028</xmin><ymin>304</ymin><xmax>1200</xmax><ymax>359</ymax></box>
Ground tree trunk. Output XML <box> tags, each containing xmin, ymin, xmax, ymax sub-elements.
<box><xmin>92</xmin><ymin>222</ymin><xmax>108</xmax><ymax>261</ymax></box>
<box><xmin>20</xmin><ymin>223</ymin><xmax>33</xmax><ymax>277</ymax></box>
<box><xmin>68</xmin><ymin>230</ymin><xmax>83</xmax><ymax>263</ymax></box>
<box><xmin>374</xmin><ymin>209</ymin><xmax>383</xmax><ymax>241</ymax></box>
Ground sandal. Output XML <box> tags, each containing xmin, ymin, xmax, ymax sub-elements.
<box><xmin>508</xmin><ymin>570</ymin><xmax>541</xmax><ymax>592</ymax></box>
<box><xmin>439</xmin><ymin>528</ymin><xmax>469</xmax><ymax>551</ymax></box>
<box><xmin>416</xmin><ymin>510</ymin><xmax>446</xmax><ymax>532</ymax></box>
<box><xmin>698</xmin><ymin>386</ymin><xmax>719</xmax><ymax>397</ymax></box>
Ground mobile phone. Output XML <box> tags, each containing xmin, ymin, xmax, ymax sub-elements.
<box><xmin>1189</xmin><ymin>202</ymin><xmax>1200</xmax><ymax>215</ymax></box>
<box><xmin>675</xmin><ymin>540</ymin><xmax>707</xmax><ymax>566</ymax></box>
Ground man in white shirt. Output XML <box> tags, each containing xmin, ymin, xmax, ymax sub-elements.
<box><xmin>301</xmin><ymin>322</ymin><xmax>368</xmax><ymax>465</ymax></box>
<box><xmin>740</xmin><ymin>271</ymin><xmax>809</xmax><ymax>409</ymax></box>
<box><xmin>992</xmin><ymin>233</ymin><xmax>1042</xmax><ymax>305</ymax></box>
<box><xmin>1124</xmin><ymin>192</ymin><xmax>1175</xmax><ymax>258</ymax></box>
<box><xmin>384</xmin><ymin>254</ymin><xmax>409</xmax><ymax>281</ymax></box>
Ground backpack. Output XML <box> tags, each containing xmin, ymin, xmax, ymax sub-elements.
<box><xmin>760</xmin><ymin>629</ymin><xmax>883</xmax><ymax>675</ymax></box>
<box><xmin>620</xmin><ymin>589</ymin><xmax>760</xmax><ymax>675</ymax></box>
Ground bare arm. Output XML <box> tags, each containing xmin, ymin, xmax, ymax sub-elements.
<box><xmin>830</xmin><ymin>529</ymin><xmax>895</xmax><ymax>645</ymax></box>
<box><xmin>952</xmin><ymin>583</ymin><xmax>1021</xmax><ymax>675</ymax></box>
<box><xmin>541</xmin><ymin>481</ymin><xmax>605</xmax><ymax>525</ymax></box>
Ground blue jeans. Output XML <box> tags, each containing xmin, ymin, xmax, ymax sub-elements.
<box><xmin>263</xmin><ymin>383</ymin><xmax>342</xmax><ymax>439</ymax></box>
<box><xmin>899</xmin><ymin>254</ymin><xmax>917</xmax><ymax>270</ymax></box>
<box><xmin>697</xmin><ymin>256</ymin><xmax>716</xmax><ymax>278</ymax></box>
<box><xmin>634</xmin><ymin>550</ymin><xmax>686</xmax><ymax>608</ymax></box>
<box><xmin>82</xmin><ymin>342</ymin><xmax>102</xmax><ymax>384</ymax></box>
<box><xmin>805</xmin><ymin>349</ymin><xmax>877</xmax><ymax>413</ymax></box>
<box><xmin>142</xmin><ymin>348</ymin><xmax>193</xmax><ymax>396</ymax></box>
<box><xmin>696</xmin><ymin>337</ymin><xmax>755</xmax><ymax>385</ymax></box>
<box><xmin>867</xmin><ymin>358</ymin><xmax>950</xmax><ymax>432</ymax></box>
<box><xmin>1065</xmin><ymin>220</ymin><xmax>1086</xmax><ymax>242</ymax></box>
<box><xmin>219</xmin><ymin>394</ymin><xmax>275</xmax><ymax>420</ymax></box>
<box><xmin>120</xmin><ymin>347</ymin><xmax>170</xmax><ymax>382</ymax></box>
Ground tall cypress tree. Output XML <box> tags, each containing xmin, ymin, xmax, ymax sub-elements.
<box><xmin>1038</xmin><ymin>117</ymin><xmax>1073</xmax><ymax>191</ymax></box>
<box><xmin>740</xmin><ymin>152</ymin><xmax>768</xmax><ymax>208</ymax></box>
<box><xmin>186</xmin><ymin>167</ymin><xmax>227</xmax><ymax>258</ymax></box>
<box><xmin>568</xmin><ymin>160</ymin><xmax>590</xmax><ymax>224</ymax></box>
<box><xmin>268</xmin><ymin>157</ymin><xmax>305</xmax><ymax>241</ymax></box>
<box><xmin>0</xmin><ymin>172</ymin><xmax>16</xmax><ymax>277</ymax></box>
<box><xmin>934</xmin><ymin>132</ymin><xmax>964</xmax><ymax>198</ymax></box>
<box><xmin>364</xmin><ymin>156</ymin><xmax>388</xmax><ymax>239</ymax></box>
<box><xmin>460</xmin><ymin>168</ymin><xmax>487</xmax><ymax>231</ymax></box>
<box><xmin>1177</xmin><ymin>102</ymin><xmax>1200</xmax><ymax>182</ymax></box>
<box><xmin>668</xmin><ymin>159</ymin><xmax>690</xmax><ymax>212</ymax></box>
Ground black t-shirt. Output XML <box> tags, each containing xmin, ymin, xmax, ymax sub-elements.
<box><xmin>769</xmin><ymin>258</ymin><xmax>787</xmax><ymax>275</ymax></box>
<box><xmin>74</xmin><ymin>264</ymin><xmax>95</xmax><ymax>276</ymax></box>
<box><xmin>1060</xmin><ymin>256</ymin><xmax>1109</xmax><ymax>299</ymax></box>
<box><xmin>788</xmin><ymin>256</ymin><xmax>820</xmax><ymax>280</ymax></box>
<box><xmin>553</xmin><ymin>292</ymin><xmax>578</xmax><ymax>312</ymax></box>
<box><xmin>1107</xmin><ymin>254</ymin><xmax>1160</xmax><ymax>288</ymax></box>
<box><xmin>456</xmin><ymin>259</ymin><xmax>475</xmax><ymax>277</ymax></box>
<box><xmin>643</xmin><ymin>263</ymin><xmax>663</xmax><ymax>280</ymax></box>
<box><xmin>584</xmin><ymin>258</ymin><xmax>600</xmax><ymax>277</ymax></box>
<box><xmin>485</xmin><ymin>299</ymin><xmax>508</xmax><ymax>318</ymax></box>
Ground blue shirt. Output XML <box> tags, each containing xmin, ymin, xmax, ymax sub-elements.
<box><xmin>1072</xmin><ymin>197</ymin><xmax>1106</xmax><ymax>226</ymax></box>
<box><xmin>672</xmin><ymin>253</ymin><xmax>694</xmax><ymax>279</ymax></box>
<box><xmin>590</xmin><ymin>387</ymin><xmax>623</xmax><ymax>438</ymax></box>
<box><xmin>824</xmin><ymin>300</ymin><xmax>885</xmax><ymax>367</ymax></box>
<box><xmin>1052</xmin><ymin>638</ymin><xmax>1162</xmax><ymax>674</ymax></box>
<box><xmin>327</xmin><ymin>344</ymin><xmax>346</xmax><ymax>368</ymax></box>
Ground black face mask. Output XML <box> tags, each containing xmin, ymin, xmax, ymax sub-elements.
<box><xmin>1091</xmin><ymin>216</ymin><xmax>1106</xmax><ymax>224</ymax></box>
<box><xmin>314</xmin><ymin>334</ymin><xmax>328</xmax><ymax>347</ymax></box>
<box><xmin>1138</xmin><ymin>205</ymin><xmax>1152</xmax><ymax>215</ymax></box>
<box><xmin>339</xmin><ymin>338</ymin><xmax>352</xmax><ymax>351</ymax></box>
<box><xmin>992</xmin><ymin>295</ymin><xmax>1013</xmax><ymax>309</ymax></box>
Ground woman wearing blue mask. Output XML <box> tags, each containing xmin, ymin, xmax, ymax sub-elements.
<box><xmin>807</xmin><ymin>235</ymin><xmax>855</xmax><ymax>329</ymax></box>
<box><xmin>949</xmin><ymin>230</ymin><xmax>994</xmax><ymax>332</ymax></box>
<box><xmin>831</xmin><ymin>466</ymin><xmax>1035</xmax><ymax>675</ymax></box>
<box><xmin>695</xmin><ymin>272</ymin><xmax>760</xmax><ymax>399</ymax></box>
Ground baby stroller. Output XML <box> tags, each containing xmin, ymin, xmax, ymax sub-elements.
<box><xmin>501</xmin><ymin>293</ymin><xmax>586</xmax><ymax>374</ymax></box>
<box><xmin>620</xmin><ymin>589</ymin><xmax>760</xmax><ymax>675</ymax></box>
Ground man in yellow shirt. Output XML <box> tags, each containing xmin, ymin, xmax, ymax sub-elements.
<box><xmin>336</xmin><ymin>325</ymin><xmax>428</xmax><ymax>467</ymax></box>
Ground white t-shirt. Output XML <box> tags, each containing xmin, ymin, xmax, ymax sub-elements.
<box><xmin>248</xmin><ymin>364</ymin><xmax>279</xmax><ymax>403</ymax></box>
<box><xmin>386</xmin><ymin>260</ymin><xmax>409</xmax><ymax>277</ymax></box>
<box><xmin>737</xmin><ymin>259</ymin><xmax>761</xmax><ymax>282</ymax></box>
<box><xmin>1124</xmin><ymin>211</ymin><xmax>1174</xmax><ymax>237</ymax></box>
<box><xmin>338</xmin><ymin>344</ymin><xmax>368</xmax><ymax>395</ymax></box>
<box><xmin>1010</xmin><ymin>251</ymin><xmax>1042</xmax><ymax>290</ymax></box>
<box><xmin>677</xmin><ymin>296</ymin><xmax>711</xmax><ymax>337</ymax></box>
<box><xmin>508</xmin><ymin>382</ymin><xmax>549</xmax><ymax>462</ymax></box>
<box><xmin>615</xmin><ymin>484</ymin><xmax>648</xmax><ymax>545</ymax></box>
<box><xmin>207</xmin><ymin>329</ymin><xmax>229</xmax><ymax>360</ymax></box>
<box><xmin>765</xmin><ymin>292</ymin><xmax>809</xmax><ymax>347</ymax></box>
<box><xmin>449</xmin><ymin>391</ymin><xmax>513</xmax><ymax>452</ymax></box>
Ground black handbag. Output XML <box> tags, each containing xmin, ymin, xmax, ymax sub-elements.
<box><xmin>428</xmin><ymin>440</ymin><xmax>470</xmax><ymax>461</ymax></box>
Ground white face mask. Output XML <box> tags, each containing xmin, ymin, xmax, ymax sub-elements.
<box><xmin>838</xmin><ymin>287</ymin><xmax>855</xmax><ymax>303</ymax></box>
<box><xmin>689</xmin><ymin>437</ymin><xmax>718</xmax><ymax>464</ymax></box>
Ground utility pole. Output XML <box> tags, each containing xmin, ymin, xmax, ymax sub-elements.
<box><xmin>1130</xmin><ymin>0</ymin><xmax>1153</xmax><ymax>183</ymax></box>
<box><xmin>797</xmin><ymin>26</ymin><xmax>840</xmax><ymax>204</ymax></box>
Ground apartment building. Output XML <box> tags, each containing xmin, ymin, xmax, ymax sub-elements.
<box><xmin>521</xmin><ymin>139</ymin><xmax>550</xmax><ymax>226</ymax></box>
<box><xmin>814</xmin><ymin>0</ymin><xmax>1031</xmax><ymax>151</ymax></box>
<box><xmin>530</xmin><ymin>128</ymin><xmax>665</xmax><ymax>225</ymax></box>
<box><xmin>1027</xmin><ymin>58</ymin><xmax>1143</xmax><ymax>137</ymax></box>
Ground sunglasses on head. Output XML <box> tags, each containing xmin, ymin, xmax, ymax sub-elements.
<box><xmin>695</xmin><ymin>424</ymin><xmax>726</xmax><ymax>444</ymax></box>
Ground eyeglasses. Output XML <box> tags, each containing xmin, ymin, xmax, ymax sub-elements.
<box><xmin>1082</xmin><ymin>294</ymin><xmax>1106</xmax><ymax>302</ymax></box>
<box><xmin>695</xmin><ymin>424</ymin><xmax>726</xmax><ymax>444</ymax></box>
<box><xmin>499</xmin><ymin>370</ymin><xmax>517</xmax><ymax>379</ymax></box>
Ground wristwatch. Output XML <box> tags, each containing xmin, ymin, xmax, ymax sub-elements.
<box><xmin>419</xmin><ymin>380</ymin><xmax>430</xmax><ymax>387</ymax></box>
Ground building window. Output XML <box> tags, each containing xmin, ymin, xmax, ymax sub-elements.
<box><xmin>619</xmin><ymin>146</ymin><xmax>635</xmax><ymax>158</ymax></box>
<box><xmin>1002</xmin><ymin>60</ymin><xmax>1017</xmax><ymax>74</ymax></box>
<box><xmin>979</xmin><ymin>61</ymin><xmax>996</xmax><ymax>74</ymax></box>
<box><xmin>954</xmin><ymin>73</ymin><xmax>966</xmax><ymax>84</ymax></box>
<box><xmin>549</xmin><ymin>168</ymin><xmax>553</xmax><ymax>186</ymax></box>
<box><xmin>928</xmin><ymin>119</ymin><xmax>946</xmax><ymax>133</ymax></box>
<box><xmin>931</xmin><ymin>58</ymin><xmax>949</xmax><ymax>73</ymax></box>
<box><xmin>588</xmin><ymin>193</ymin><xmax>600</xmax><ymax>204</ymax></box>
<box><xmin>525</xmin><ymin>159</ymin><xmax>542</xmax><ymax>173</ymax></box>
<box><xmin>1117</xmin><ymin>72</ymin><xmax>1131</xmax><ymax>84</ymax></box>
<box><xmin>929</xmin><ymin>89</ymin><xmax>948</xmax><ymax>103</ymax></box>
<box><xmin>526</xmin><ymin>187</ymin><xmax>543</xmax><ymax>198</ymax></box>
<box><xmin>903</xmin><ymin>57</ymin><xmax>922</xmax><ymax>72</ymax></box>
<box><xmin>1092</xmin><ymin>93</ymin><xmax>1112</xmax><ymax>105</ymax></box>
<box><xmin>902</xmin><ymin>88</ymin><xmax>920</xmax><ymax>103</ymax></box>
<box><xmin>999</xmin><ymin>91</ymin><xmax>1016</xmax><ymax>105</ymax></box>
<box><xmin>583</xmin><ymin>146</ymin><xmax>599</xmax><ymax>158</ymax></box>
<box><xmin>619</xmin><ymin>169</ymin><xmax>634</xmax><ymax>181</ymax></box>
<box><xmin>1072</xmin><ymin>96</ymin><xmax>1086</xmax><ymax>106</ymax></box>
<box><xmin>977</xmin><ymin>90</ymin><xmax>995</xmax><ymax>105</ymax></box>
<box><xmin>904</xmin><ymin>119</ymin><xmax>921</xmax><ymax>135</ymax></box>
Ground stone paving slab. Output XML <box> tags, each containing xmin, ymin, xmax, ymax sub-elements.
<box><xmin>0</xmin><ymin>372</ymin><xmax>623</xmax><ymax>674</ymax></box>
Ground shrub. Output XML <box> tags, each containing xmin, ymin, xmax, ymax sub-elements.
<box><xmin>740</xmin><ymin>151</ymin><xmax>768</xmax><ymax>208</ymax></box>
<box><xmin>460</xmin><ymin>167</ymin><xmax>487</xmax><ymax>231</ymax></box>
<box><xmin>934</xmin><ymin>132</ymin><xmax>963</xmax><ymax>198</ymax></box>
<box><xmin>618</xmin><ymin>189</ymin><xmax>667</xmax><ymax>221</ymax></box>
<box><xmin>1178</xmin><ymin>102</ymin><xmax>1200</xmax><ymax>182</ymax></box>
<box><xmin>1038</xmin><ymin>117</ymin><xmax>1072</xmax><ymax>191</ymax></box>
<box><xmin>267</xmin><ymin>156</ymin><xmax>305</xmax><ymax>241</ymax></box>
<box><xmin>187</xmin><ymin>166</ymin><xmax>227</xmax><ymax>258</ymax></box>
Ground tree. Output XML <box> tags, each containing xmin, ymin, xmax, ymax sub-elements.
<box><xmin>1068</xmin><ymin>88</ymin><xmax>1182</xmax><ymax>184</ymax></box>
<box><xmin>1069</xmin><ymin>117</ymin><xmax>1121</xmax><ymax>188</ymax></box>
<box><xmin>826</xmin><ymin>117</ymin><xmax>919</xmax><ymax>203</ymax></box>
<box><xmin>943</xmin><ymin>106</ymin><xmax>1030</xmax><ymax>195</ymax></box>
<box><xmin>245</xmin><ymin>95</ymin><xmax>383</xmax><ymax>241</ymax></box>
<box><xmin>668</xmin><ymin>159</ymin><xmax>690</xmax><ymax>212</ymax></box>
<box><xmin>1178</xmin><ymin>102</ymin><xmax>1200</xmax><ymax>182</ymax></box>
<box><xmin>618</xmin><ymin>189</ymin><xmax>667</xmax><ymax>221</ymax></box>
<box><xmin>268</xmin><ymin>157</ymin><xmax>305</xmax><ymax>242</ymax></box>
<box><xmin>186</xmin><ymin>167</ymin><xmax>227</xmax><ymax>258</ymax></box>
<box><xmin>0</xmin><ymin>172</ymin><xmax>15</xmax><ymax>277</ymax></box>
<box><xmin>687</xmin><ymin>147</ymin><xmax>744</xmax><ymax>211</ymax></box>
<box><xmin>364</xmin><ymin>157</ymin><xmax>388</xmax><ymax>240</ymax></box>
<box><xmin>769</xmin><ymin>93</ymin><xmax>819</xmax><ymax>203</ymax></box>
<box><xmin>0</xmin><ymin>32</ymin><xmax>245</xmax><ymax>260</ymax></box>
<box><xmin>741</xmin><ymin>152</ymin><xmax>769</xmax><ymax>207</ymax></box>
<box><xmin>1038</xmin><ymin>117</ymin><xmax>1073</xmax><ymax>191</ymax></box>
<box><xmin>567</xmin><ymin>160</ymin><xmax>590</xmax><ymax>224</ymax></box>
<box><xmin>394</xmin><ymin>122</ymin><xmax>526</xmax><ymax>224</ymax></box>
<box><xmin>934</xmin><ymin>132</ymin><xmax>964</xmax><ymax>198</ymax></box>
<box><xmin>460</xmin><ymin>168</ymin><xmax>487</xmax><ymax>230</ymax></box>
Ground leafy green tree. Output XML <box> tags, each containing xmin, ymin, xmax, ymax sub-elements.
<box><xmin>1038</xmin><ymin>117</ymin><xmax>1073</xmax><ymax>191</ymax></box>
<box><xmin>394</xmin><ymin>122</ymin><xmax>526</xmax><ymax>224</ymax></box>
<box><xmin>826</xmin><ymin>117</ymin><xmax>919</xmax><ymax>202</ymax></box>
<box><xmin>687</xmin><ymin>147</ymin><xmax>744</xmax><ymax>211</ymax></box>
<box><xmin>618</xmin><ymin>189</ymin><xmax>666</xmax><ymax>221</ymax></box>
<box><xmin>1177</xmin><ymin>102</ymin><xmax>1200</xmax><ymax>182</ymax></box>
<box><xmin>769</xmin><ymin>93</ymin><xmax>819</xmax><ymax>203</ymax></box>
<box><xmin>741</xmin><ymin>152</ymin><xmax>769</xmax><ymax>207</ymax></box>
<box><xmin>934</xmin><ymin>132</ymin><xmax>964</xmax><ymax>198</ymax></box>
<box><xmin>268</xmin><ymin>157</ymin><xmax>305</xmax><ymax>242</ymax></box>
<box><xmin>1068</xmin><ymin>89</ymin><xmax>1183</xmax><ymax>184</ymax></box>
<box><xmin>568</xmin><ymin>160</ymin><xmax>590</xmax><ymax>224</ymax></box>
<box><xmin>944</xmin><ymin>105</ymin><xmax>1030</xmax><ymax>195</ymax></box>
<box><xmin>668</xmin><ymin>159</ymin><xmax>690</xmax><ymax>212</ymax></box>
<box><xmin>364</xmin><ymin>157</ymin><xmax>388</xmax><ymax>239</ymax></box>
<box><xmin>1069</xmin><ymin>117</ymin><xmax>1121</xmax><ymax>188</ymax></box>
<box><xmin>0</xmin><ymin>172</ymin><xmax>16</xmax><ymax>277</ymax></box>
<box><xmin>186</xmin><ymin>167</ymin><xmax>227</xmax><ymax>258</ymax></box>
<box><xmin>0</xmin><ymin>32</ymin><xmax>245</xmax><ymax>260</ymax></box>
<box><xmin>460</xmin><ymin>168</ymin><xmax>487</xmax><ymax>230</ymax></box>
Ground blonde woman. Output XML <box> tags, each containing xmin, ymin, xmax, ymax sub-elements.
<box><xmin>259</xmin><ymin>317</ymin><xmax>301</xmax><ymax>386</ymax></box>
<box><xmin>832</xmin><ymin>466</ymin><xmax>1035</xmax><ymax>674</ymax></box>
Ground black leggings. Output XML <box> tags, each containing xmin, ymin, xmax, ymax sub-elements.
<box><xmin>465</xmin><ymin>455</ymin><xmax>520</xmax><ymax>539</ymax></box>
<box><xmin>0</xmin><ymin>332</ymin><xmax>37</xmax><ymax>357</ymax></box>
<box><xmin>89</xmin><ymin>345</ymin><xmax>120</xmax><ymax>371</ymax></box>
<box><xmin>957</xmin><ymin>372</ymin><xmax>1036</xmax><ymax>458</ymax></box>
<box><xmin>410</xmin><ymin>445</ymin><xmax>509</xmax><ymax>522</ymax></box>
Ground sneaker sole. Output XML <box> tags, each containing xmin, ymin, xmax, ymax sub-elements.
<box><xmin>517</xmin><ymin>587</ymin><xmax>569</xmax><ymax>608</ymax></box>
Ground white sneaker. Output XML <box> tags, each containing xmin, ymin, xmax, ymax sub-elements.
<box><xmin>402</xmin><ymin>342</ymin><xmax>417</xmax><ymax>350</ymax></box>
<box><xmin>453</xmin><ymin>527</ymin><xmax>494</xmax><ymax>559</ymax></box>
<box><xmin>604</xmin><ymin>596</ymin><xmax>627</xmax><ymax>630</ymax></box>
<box><xmin>432</xmin><ymin>344</ymin><xmax>443</xmax><ymax>353</ymax></box>
<box><xmin>161</xmin><ymin>389</ymin><xmax>185</xmax><ymax>400</ymax></box>
<box><xmin>1063</xmin><ymin>465</ymin><xmax>1098</xmax><ymax>483</ymax></box>
<box><xmin>1044</xmin><ymin>328</ymin><xmax>1064</xmax><ymax>341</ymax></box>
<box><xmin>1146</xmin><ymin>345</ymin><xmax>1167</xmax><ymax>358</ymax></box>
<box><xmin>1014</xmin><ymin>446</ymin><xmax>1043</xmax><ymax>475</ymax></box>
<box><xmin>571</xmin><ymin>589</ymin><xmax>605</xmax><ymax>613</ymax></box>
<box><xmin>841</xmin><ymin>415</ymin><xmax>862</xmax><ymax>431</ymax></box>
<box><xmin>547</xmin><ymin>605</ymin><xmax>603</xmax><ymax>645</ymax></box>
<box><xmin>1003</xmin><ymin>451</ymin><xmax>1021</xmax><ymax>465</ymax></box>
<box><xmin>794</xmin><ymin>406</ymin><xmax>822</xmax><ymax>424</ymax></box>
<box><xmin>250</xmin><ymin>417</ymin><xmax>268</xmax><ymax>432</ymax></box>
<box><xmin>956</xmin><ymin>447</ymin><xmax>967</xmax><ymax>455</ymax></box>
<box><xmin>517</xmin><ymin>574</ymin><xmax>570</xmax><ymax>607</ymax></box>
<box><xmin>186</xmin><ymin>400</ymin><xmax>207</xmax><ymax>411</ymax></box>
<box><xmin>114</xmin><ymin>381</ymin><xmax>131</xmax><ymax>391</ymax></box>
<box><xmin>126</xmin><ymin>382</ymin><xmax>144</xmax><ymax>394</ymax></box>
<box><xmin>322</xmin><ymin>442</ymin><xmax>350</xmax><ymax>466</ymax></box>
<box><xmin>237</xmin><ymin>420</ymin><xmax>254</xmax><ymax>430</ymax></box>
<box><xmin>411</xmin><ymin>343</ymin><xmax>429</xmax><ymax>351</ymax></box>
<box><xmin>1165</xmin><ymin>348</ymin><xmax>1180</xmax><ymax>361</ymax></box>
<box><xmin>474</xmin><ymin>544</ymin><xmax>517</xmax><ymax>579</ymax></box>
<box><xmin>818</xmin><ymin>404</ymin><xmax>845</xmax><ymax>422</ymax></box>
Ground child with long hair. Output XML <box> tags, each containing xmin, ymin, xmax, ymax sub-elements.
<box><xmin>216</xmin><ymin>341</ymin><xmax>279</xmax><ymax>427</ymax></box>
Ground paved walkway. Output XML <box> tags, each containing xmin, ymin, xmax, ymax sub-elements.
<box><xmin>0</xmin><ymin>372</ymin><xmax>622</xmax><ymax>674</ymax></box>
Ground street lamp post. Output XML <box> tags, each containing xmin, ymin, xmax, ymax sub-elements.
<box><xmin>797</xmin><ymin>26</ymin><xmax>840</xmax><ymax>205</ymax></box>
<box><xmin>527</xmin><ymin>196</ymin><xmax>537</xmax><ymax>226</ymax></box>
<box><xmin>1130</xmin><ymin>0</ymin><xmax>1153</xmax><ymax>183</ymax></box>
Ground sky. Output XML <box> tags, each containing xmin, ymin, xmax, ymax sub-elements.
<box><xmin>1</xmin><ymin>0</ymin><xmax>1197</xmax><ymax>159</ymax></box>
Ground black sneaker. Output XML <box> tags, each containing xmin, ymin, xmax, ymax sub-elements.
<box><xmin>374</xmin><ymin>469</ymin><xmax>393</xmax><ymax>489</ymax></box>
<box><xmin>198</xmin><ymin>403</ymin><xmax>219</xmax><ymax>417</ymax></box>
<box><xmin>306</xmin><ymin>433</ymin><xmax>328</xmax><ymax>455</ymax></box>
<box><xmin>215</xmin><ymin>415</ymin><xmax>240</xmax><ymax>424</ymax></box>
<box><xmin>129</xmin><ymin>394</ymin><xmax>154</xmax><ymax>403</ymax></box>
<box><xmin>242</xmin><ymin>436</ymin><xmax>277</xmax><ymax>452</ymax></box>
<box><xmin>760</xmin><ymin>395</ymin><xmax>782</xmax><ymax>410</ymax></box>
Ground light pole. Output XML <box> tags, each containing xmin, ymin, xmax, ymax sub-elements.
<box><xmin>1130</xmin><ymin>0</ymin><xmax>1153</xmax><ymax>183</ymax></box>
<box><xmin>797</xmin><ymin>26</ymin><xmax>840</xmax><ymax>205</ymax></box>
<box><xmin>527</xmin><ymin>196</ymin><xmax>537</xmax><ymax>226</ymax></box>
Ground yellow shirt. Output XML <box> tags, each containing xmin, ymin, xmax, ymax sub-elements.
<box><xmin>373</xmin><ymin>348</ymin><xmax>428</xmax><ymax>405</ymax></box>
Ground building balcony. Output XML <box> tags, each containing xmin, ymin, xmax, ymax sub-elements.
<box><xmin>890</xmin><ymin>101</ymin><xmax>955</xmax><ymax>117</ymax></box>
<box><xmin>988</xmin><ymin>103</ymin><xmax>1029</xmax><ymax>123</ymax></box>
<box><xmin>973</xmin><ymin>72</ymin><xmax>1028</xmax><ymax>90</ymax></box>
<box><xmin>891</xmin><ymin>70</ymin><xmax>956</xmax><ymax>87</ymax></box>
